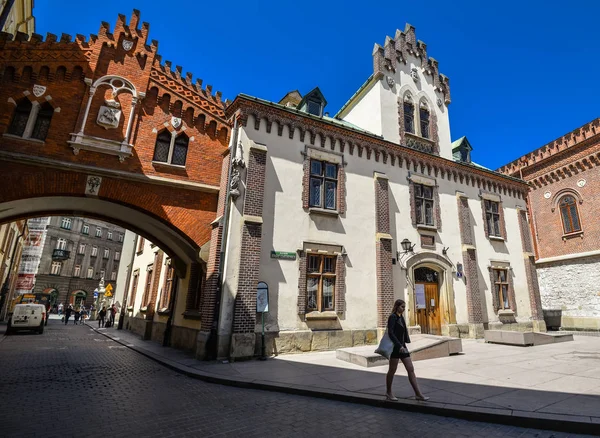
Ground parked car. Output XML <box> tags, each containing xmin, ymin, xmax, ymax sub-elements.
<box><xmin>6</xmin><ymin>304</ymin><xmax>46</xmax><ymax>335</ymax></box>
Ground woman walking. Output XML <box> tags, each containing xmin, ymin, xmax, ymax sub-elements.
<box><xmin>98</xmin><ymin>306</ymin><xmax>107</xmax><ymax>328</ymax></box>
<box><xmin>385</xmin><ymin>299</ymin><xmax>429</xmax><ymax>402</ymax></box>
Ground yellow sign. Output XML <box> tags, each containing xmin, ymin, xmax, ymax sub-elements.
<box><xmin>105</xmin><ymin>283</ymin><xmax>113</xmax><ymax>297</ymax></box>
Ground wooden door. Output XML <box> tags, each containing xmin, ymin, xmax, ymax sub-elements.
<box><xmin>425</xmin><ymin>284</ymin><xmax>441</xmax><ymax>335</ymax></box>
<box><xmin>415</xmin><ymin>282</ymin><xmax>441</xmax><ymax>335</ymax></box>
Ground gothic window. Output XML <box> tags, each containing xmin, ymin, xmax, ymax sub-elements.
<box><xmin>31</xmin><ymin>102</ymin><xmax>53</xmax><ymax>140</ymax></box>
<box><xmin>414</xmin><ymin>183</ymin><xmax>434</xmax><ymax>226</ymax></box>
<box><xmin>309</xmin><ymin>160</ymin><xmax>337</xmax><ymax>210</ymax></box>
<box><xmin>7</xmin><ymin>98</ymin><xmax>32</xmax><ymax>137</ymax></box>
<box><xmin>153</xmin><ymin>131</ymin><xmax>189</xmax><ymax>166</ymax></box>
<box><xmin>419</xmin><ymin>107</ymin><xmax>430</xmax><ymax>139</ymax></box>
<box><xmin>404</xmin><ymin>102</ymin><xmax>415</xmax><ymax>134</ymax></box>
<box><xmin>306</xmin><ymin>254</ymin><xmax>336</xmax><ymax>312</ymax></box>
<box><xmin>172</xmin><ymin>134</ymin><xmax>188</xmax><ymax>166</ymax></box>
<box><xmin>492</xmin><ymin>268</ymin><xmax>510</xmax><ymax>309</ymax></box>
<box><xmin>559</xmin><ymin>195</ymin><xmax>581</xmax><ymax>234</ymax></box>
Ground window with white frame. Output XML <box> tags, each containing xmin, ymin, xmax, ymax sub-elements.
<box><xmin>60</xmin><ymin>217</ymin><xmax>72</xmax><ymax>230</ymax></box>
<box><xmin>107</xmin><ymin>231</ymin><xmax>113</xmax><ymax>240</ymax></box>
<box><xmin>95</xmin><ymin>227</ymin><xmax>102</xmax><ymax>238</ymax></box>
<box><xmin>82</xmin><ymin>224</ymin><xmax>89</xmax><ymax>235</ymax></box>
<box><xmin>87</xmin><ymin>267</ymin><xmax>94</xmax><ymax>278</ymax></box>
<box><xmin>56</xmin><ymin>238</ymin><xmax>67</xmax><ymax>250</ymax></box>
<box><xmin>153</xmin><ymin>131</ymin><xmax>189</xmax><ymax>166</ymax></box>
<box><xmin>103</xmin><ymin>248</ymin><xmax>109</xmax><ymax>259</ymax></box>
<box><xmin>115</xmin><ymin>251</ymin><xmax>120</xmax><ymax>261</ymax></box>
<box><xmin>419</xmin><ymin>106</ymin><xmax>430</xmax><ymax>139</ymax></box>
<box><xmin>51</xmin><ymin>261</ymin><xmax>62</xmax><ymax>275</ymax></box>
<box><xmin>73</xmin><ymin>265</ymin><xmax>81</xmax><ymax>277</ymax></box>
<box><xmin>118</xmin><ymin>234</ymin><xmax>124</xmax><ymax>243</ymax></box>
<box><xmin>110</xmin><ymin>271</ymin><xmax>117</xmax><ymax>281</ymax></box>
<box><xmin>91</xmin><ymin>246</ymin><xmax>98</xmax><ymax>257</ymax></box>
<box><xmin>100</xmin><ymin>269</ymin><xmax>105</xmax><ymax>279</ymax></box>
<box><xmin>404</xmin><ymin>99</ymin><xmax>415</xmax><ymax>134</ymax></box>
<box><xmin>485</xmin><ymin>200</ymin><xmax>501</xmax><ymax>237</ymax></box>
<box><xmin>78</xmin><ymin>243</ymin><xmax>86</xmax><ymax>254</ymax></box>
<box><xmin>7</xmin><ymin>98</ymin><xmax>54</xmax><ymax>141</ymax></box>
<box><xmin>414</xmin><ymin>183</ymin><xmax>434</xmax><ymax>226</ymax></box>
<box><xmin>309</xmin><ymin>159</ymin><xmax>337</xmax><ymax>210</ymax></box>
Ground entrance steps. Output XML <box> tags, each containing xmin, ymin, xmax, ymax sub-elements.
<box><xmin>336</xmin><ymin>334</ymin><xmax>463</xmax><ymax>368</ymax></box>
<box><xmin>484</xmin><ymin>330</ymin><xmax>574</xmax><ymax>346</ymax></box>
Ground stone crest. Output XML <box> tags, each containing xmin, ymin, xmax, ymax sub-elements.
<box><xmin>171</xmin><ymin>117</ymin><xmax>182</xmax><ymax>129</ymax></box>
<box><xmin>85</xmin><ymin>175</ymin><xmax>102</xmax><ymax>196</ymax></box>
<box><xmin>97</xmin><ymin>106</ymin><xmax>121</xmax><ymax>129</ymax></box>
<box><xmin>122</xmin><ymin>40</ymin><xmax>134</xmax><ymax>51</ymax></box>
<box><xmin>386</xmin><ymin>76</ymin><xmax>395</xmax><ymax>87</ymax></box>
<box><xmin>544</xmin><ymin>191</ymin><xmax>551</xmax><ymax>199</ymax></box>
<box><xmin>230</xmin><ymin>142</ymin><xmax>246</xmax><ymax>199</ymax></box>
<box><xmin>410</xmin><ymin>67</ymin><xmax>419</xmax><ymax>82</ymax></box>
<box><xmin>32</xmin><ymin>84</ymin><xmax>46</xmax><ymax>97</ymax></box>
<box><xmin>577</xmin><ymin>179</ymin><xmax>586</xmax><ymax>187</ymax></box>
<box><xmin>436</xmin><ymin>97</ymin><xmax>443</xmax><ymax>108</ymax></box>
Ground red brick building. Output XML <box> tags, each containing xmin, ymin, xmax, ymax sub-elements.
<box><xmin>498</xmin><ymin>118</ymin><xmax>600</xmax><ymax>331</ymax></box>
<box><xmin>0</xmin><ymin>10</ymin><xmax>230</xmax><ymax>353</ymax></box>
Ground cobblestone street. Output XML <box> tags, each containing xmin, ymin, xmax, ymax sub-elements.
<box><xmin>0</xmin><ymin>320</ymin><xmax>592</xmax><ymax>438</ymax></box>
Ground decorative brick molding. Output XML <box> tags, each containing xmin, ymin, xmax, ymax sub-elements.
<box><xmin>145</xmin><ymin>249</ymin><xmax>164</xmax><ymax>319</ymax></box>
<box><xmin>232</xmin><ymin>222</ymin><xmax>261</xmax><ymax>333</ymax></box>
<box><xmin>338</xmin><ymin>165</ymin><xmax>346</xmax><ymax>214</ymax></box>
<box><xmin>433</xmin><ymin>185</ymin><xmax>442</xmax><ymax>230</ymax></box>
<box><xmin>525</xmin><ymin>255</ymin><xmax>544</xmax><ymax>320</ymax></box>
<box><xmin>376</xmin><ymin>238</ymin><xmax>394</xmax><ymax>328</ymax></box>
<box><xmin>430</xmin><ymin>110</ymin><xmax>440</xmax><ymax>155</ymax></box>
<box><xmin>335</xmin><ymin>254</ymin><xmax>346</xmax><ymax>314</ymax></box>
<box><xmin>301</xmin><ymin>158</ymin><xmax>310</xmax><ymax>209</ymax></box>
<box><xmin>457</xmin><ymin>195</ymin><xmax>473</xmax><ymax>246</ymax></box>
<box><xmin>297</xmin><ymin>251</ymin><xmax>307</xmax><ymax>316</ymax></box>
<box><xmin>420</xmin><ymin>234</ymin><xmax>434</xmax><ymax>247</ymax></box>
<box><xmin>462</xmin><ymin>248</ymin><xmax>483</xmax><ymax>324</ymax></box>
<box><xmin>374</xmin><ymin>174</ymin><xmax>390</xmax><ymax>234</ymax></box>
<box><xmin>517</xmin><ymin>209</ymin><xmax>533</xmax><ymax>254</ymax></box>
<box><xmin>232</xmin><ymin>145</ymin><xmax>267</xmax><ymax>334</ymax></box>
<box><xmin>408</xmin><ymin>180</ymin><xmax>417</xmax><ymax>226</ymax></box>
<box><xmin>499</xmin><ymin>202</ymin><xmax>507</xmax><ymax>239</ymax></box>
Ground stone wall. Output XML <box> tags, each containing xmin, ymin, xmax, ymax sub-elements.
<box><xmin>538</xmin><ymin>255</ymin><xmax>600</xmax><ymax>329</ymax></box>
<box><xmin>257</xmin><ymin>329</ymin><xmax>378</xmax><ymax>356</ymax></box>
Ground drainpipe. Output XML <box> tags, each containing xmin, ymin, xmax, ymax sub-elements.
<box><xmin>117</xmin><ymin>234</ymin><xmax>138</xmax><ymax>330</ymax></box>
<box><xmin>0</xmin><ymin>225</ymin><xmax>26</xmax><ymax>321</ymax></box>
<box><xmin>206</xmin><ymin>116</ymin><xmax>240</xmax><ymax>359</ymax></box>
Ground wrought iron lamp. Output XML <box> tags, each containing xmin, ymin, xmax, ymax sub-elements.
<box><xmin>396</xmin><ymin>238</ymin><xmax>415</xmax><ymax>270</ymax></box>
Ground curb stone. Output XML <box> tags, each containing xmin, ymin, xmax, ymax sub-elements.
<box><xmin>86</xmin><ymin>323</ymin><xmax>600</xmax><ymax>436</ymax></box>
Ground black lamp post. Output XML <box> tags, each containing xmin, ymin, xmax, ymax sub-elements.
<box><xmin>400</xmin><ymin>238</ymin><xmax>413</xmax><ymax>253</ymax></box>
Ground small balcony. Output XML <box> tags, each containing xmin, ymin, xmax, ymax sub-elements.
<box><xmin>52</xmin><ymin>249</ymin><xmax>70</xmax><ymax>260</ymax></box>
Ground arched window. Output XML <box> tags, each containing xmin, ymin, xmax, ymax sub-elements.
<box><xmin>419</xmin><ymin>105</ymin><xmax>430</xmax><ymax>139</ymax></box>
<box><xmin>7</xmin><ymin>98</ymin><xmax>32</xmax><ymax>137</ymax></box>
<box><xmin>31</xmin><ymin>102</ymin><xmax>53</xmax><ymax>140</ymax></box>
<box><xmin>172</xmin><ymin>134</ymin><xmax>188</xmax><ymax>166</ymax></box>
<box><xmin>559</xmin><ymin>195</ymin><xmax>581</xmax><ymax>234</ymax></box>
<box><xmin>153</xmin><ymin>130</ymin><xmax>171</xmax><ymax>162</ymax></box>
<box><xmin>403</xmin><ymin>95</ymin><xmax>415</xmax><ymax>134</ymax></box>
<box><xmin>152</xmin><ymin>131</ymin><xmax>188</xmax><ymax>166</ymax></box>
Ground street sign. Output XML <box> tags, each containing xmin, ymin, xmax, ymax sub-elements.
<box><xmin>93</xmin><ymin>292</ymin><xmax>98</xmax><ymax>298</ymax></box>
<box><xmin>270</xmin><ymin>251</ymin><xmax>296</xmax><ymax>261</ymax></box>
<box><xmin>105</xmin><ymin>284</ymin><xmax>113</xmax><ymax>293</ymax></box>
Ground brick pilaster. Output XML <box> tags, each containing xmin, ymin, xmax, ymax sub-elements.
<box><xmin>232</xmin><ymin>146</ymin><xmax>267</xmax><ymax>334</ymax></box>
<box><xmin>462</xmin><ymin>248</ymin><xmax>483</xmax><ymax>325</ymax></box>
<box><xmin>374</xmin><ymin>173</ymin><xmax>393</xmax><ymax>328</ymax></box>
<box><xmin>201</xmin><ymin>151</ymin><xmax>230</xmax><ymax>331</ymax></box>
<box><xmin>145</xmin><ymin>250</ymin><xmax>163</xmax><ymax>319</ymax></box>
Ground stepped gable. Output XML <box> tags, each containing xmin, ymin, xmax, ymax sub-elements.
<box><xmin>0</xmin><ymin>10</ymin><xmax>229</xmax><ymax>134</ymax></box>
<box><xmin>372</xmin><ymin>23</ymin><xmax>451</xmax><ymax>105</ymax></box>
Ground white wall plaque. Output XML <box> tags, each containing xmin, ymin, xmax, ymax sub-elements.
<box><xmin>171</xmin><ymin>117</ymin><xmax>182</xmax><ymax>129</ymax></box>
<box><xmin>577</xmin><ymin>179</ymin><xmax>586</xmax><ymax>187</ymax></box>
<box><xmin>415</xmin><ymin>284</ymin><xmax>426</xmax><ymax>309</ymax></box>
<box><xmin>96</xmin><ymin>106</ymin><xmax>121</xmax><ymax>129</ymax></box>
<box><xmin>85</xmin><ymin>176</ymin><xmax>102</xmax><ymax>196</ymax></box>
<box><xmin>544</xmin><ymin>191</ymin><xmax>551</xmax><ymax>199</ymax></box>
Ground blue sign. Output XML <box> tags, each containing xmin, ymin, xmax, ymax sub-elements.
<box><xmin>93</xmin><ymin>292</ymin><xmax>98</xmax><ymax>298</ymax></box>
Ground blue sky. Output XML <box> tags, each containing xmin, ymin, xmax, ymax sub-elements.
<box><xmin>35</xmin><ymin>0</ymin><xmax>599</xmax><ymax>170</ymax></box>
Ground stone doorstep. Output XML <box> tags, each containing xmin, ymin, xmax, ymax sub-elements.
<box><xmin>336</xmin><ymin>335</ymin><xmax>463</xmax><ymax>368</ymax></box>
<box><xmin>484</xmin><ymin>330</ymin><xmax>574</xmax><ymax>346</ymax></box>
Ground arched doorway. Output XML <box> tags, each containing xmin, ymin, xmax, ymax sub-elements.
<box><xmin>43</xmin><ymin>288</ymin><xmax>59</xmax><ymax>306</ymax></box>
<box><xmin>71</xmin><ymin>290</ymin><xmax>87</xmax><ymax>307</ymax></box>
<box><xmin>414</xmin><ymin>267</ymin><xmax>441</xmax><ymax>335</ymax></box>
<box><xmin>405</xmin><ymin>252</ymin><xmax>457</xmax><ymax>336</ymax></box>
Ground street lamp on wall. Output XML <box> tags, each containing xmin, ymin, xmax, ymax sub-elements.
<box><xmin>396</xmin><ymin>238</ymin><xmax>415</xmax><ymax>270</ymax></box>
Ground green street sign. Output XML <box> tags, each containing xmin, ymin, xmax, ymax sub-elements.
<box><xmin>270</xmin><ymin>251</ymin><xmax>296</xmax><ymax>260</ymax></box>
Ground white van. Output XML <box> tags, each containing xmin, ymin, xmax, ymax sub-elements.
<box><xmin>6</xmin><ymin>304</ymin><xmax>46</xmax><ymax>335</ymax></box>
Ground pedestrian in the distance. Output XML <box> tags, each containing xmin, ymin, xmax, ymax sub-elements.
<box><xmin>385</xmin><ymin>299</ymin><xmax>429</xmax><ymax>402</ymax></box>
<box><xmin>58</xmin><ymin>302</ymin><xmax>64</xmax><ymax>316</ymax></box>
<box><xmin>109</xmin><ymin>303</ymin><xmax>116</xmax><ymax>327</ymax></box>
<box><xmin>98</xmin><ymin>306</ymin><xmax>107</xmax><ymax>328</ymax></box>
<box><xmin>64</xmin><ymin>304</ymin><xmax>73</xmax><ymax>325</ymax></box>
<box><xmin>74</xmin><ymin>306</ymin><xmax>81</xmax><ymax>325</ymax></box>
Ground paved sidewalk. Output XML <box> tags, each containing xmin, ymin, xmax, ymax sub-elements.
<box><xmin>89</xmin><ymin>323</ymin><xmax>600</xmax><ymax>435</ymax></box>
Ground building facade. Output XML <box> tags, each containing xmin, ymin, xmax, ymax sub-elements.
<box><xmin>498</xmin><ymin>118</ymin><xmax>600</xmax><ymax>331</ymax></box>
<box><xmin>0</xmin><ymin>0</ymin><xmax>34</xmax><ymax>36</ymax></box>
<box><xmin>15</xmin><ymin>216</ymin><xmax>49</xmax><ymax>296</ymax></box>
<box><xmin>0</xmin><ymin>219</ymin><xmax>28</xmax><ymax>319</ymax></box>
<box><xmin>218</xmin><ymin>25</ymin><xmax>545</xmax><ymax>358</ymax></box>
<box><xmin>33</xmin><ymin>216</ymin><xmax>125</xmax><ymax>306</ymax></box>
